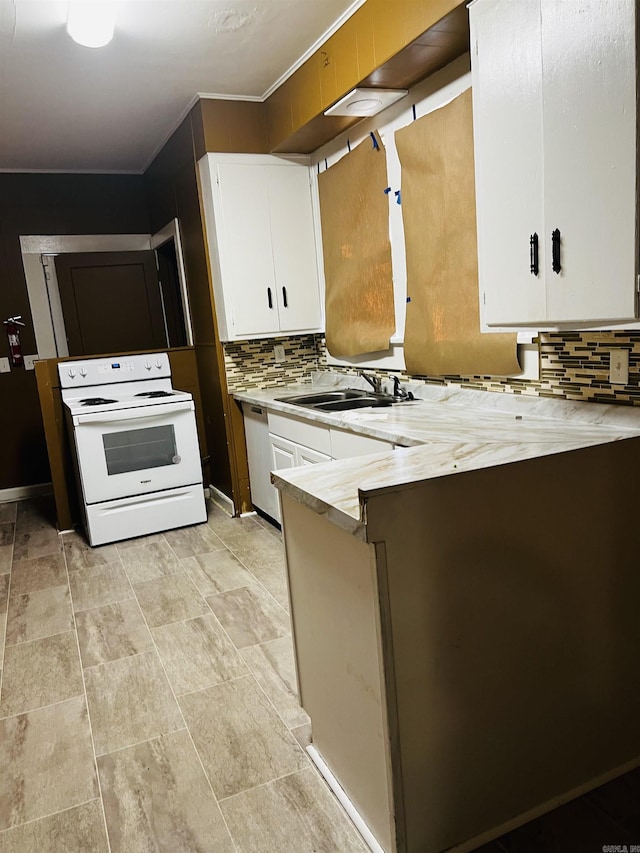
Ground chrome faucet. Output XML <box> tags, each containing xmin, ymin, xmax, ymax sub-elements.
<box><xmin>390</xmin><ymin>375</ymin><xmax>414</xmax><ymax>400</ymax></box>
<box><xmin>359</xmin><ymin>371</ymin><xmax>383</xmax><ymax>394</ymax></box>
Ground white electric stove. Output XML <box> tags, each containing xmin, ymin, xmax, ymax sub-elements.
<box><xmin>59</xmin><ymin>352</ymin><xmax>207</xmax><ymax>546</ymax></box>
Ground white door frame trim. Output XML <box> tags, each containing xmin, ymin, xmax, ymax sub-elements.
<box><xmin>150</xmin><ymin>218</ymin><xmax>194</xmax><ymax>346</ymax></box>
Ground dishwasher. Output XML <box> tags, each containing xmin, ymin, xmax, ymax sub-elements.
<box><xmin>242</xmin><ymin>402</ymin><xmax>281</xmax><ymax>522</ymax></box>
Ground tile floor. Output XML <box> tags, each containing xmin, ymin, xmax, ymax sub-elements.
<box><xmin>2</xmin><ymin>498</ymin><xmax>639</xmax><ymax>853</ymax></box>
<box><xmin>0</xmin><ymin>497</ymin><xmax>367</xmax><ymax>852</ymax></box>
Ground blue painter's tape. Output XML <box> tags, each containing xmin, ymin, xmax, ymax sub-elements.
<box><xmin>395</xmin><ymin>190</ymin><xmax>402</xmax><ymax>205</ymax></box>
<box><xmin>406</xmin><ymin>297</ymin><xmax>411</xmax><ymax>303</ymax></box>
<box><xmin>370</xmin><ymin>132</ymin><xmax>379</xmax><ymax>150</ymax></box>
<box><xmin>383</xmin><ymin>187</ymin><xmax>391</xmax><ymax>194</ymax></box>
<box><xmin>347</xmin><ymin>139</ymin><xmax>351</xmax><ymax>152</ymax></box>
<box><xmin>412</xmin><ymin>104</ymin><xmax>417</xmax><ymax>121</ymax></box>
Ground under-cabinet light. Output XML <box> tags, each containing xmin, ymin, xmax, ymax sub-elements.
<box><xmin>324</xmin><ymin>87</ymin><xmax>408</xmax><ymax>117</ymax></box>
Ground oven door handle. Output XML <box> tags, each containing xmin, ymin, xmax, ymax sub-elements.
<box><xmin>74</xmin><ymin>400</ymin><xmax>194</xmax><ymax>425</ymax></box>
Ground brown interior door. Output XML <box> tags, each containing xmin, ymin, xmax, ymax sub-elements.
<box><xmin>54</xmin><ymin>250</ymin><xmax>168</xmax><ymax>356</ymax></box>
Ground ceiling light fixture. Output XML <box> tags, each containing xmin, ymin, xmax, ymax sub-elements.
<box><xmin>324</xmin><ymin>87</ymin><xmax>408</xmax><ymax>118</ymax></box>
<box><xmin>67</xmin><ymin>0</ymin><xmax>117</xmax><ymax>49</ymax></box>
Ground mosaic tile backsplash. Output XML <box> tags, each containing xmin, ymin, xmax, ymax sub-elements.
<box><xmin>537</xmin><ymin>331</ymin><xmax>640</xmax><ymax>404</ymax></box>
<box><xmin>223</xmin><ymin>335</ymin><xmax>323</xmax><ymax>391</ymax></box>
<box><xmin>224</xmin><ymin>331</ymin><xmax>640</xmax><ymax>407</ymax></box>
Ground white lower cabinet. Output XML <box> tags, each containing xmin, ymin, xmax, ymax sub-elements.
<box><xmin>296</xmin><ymin>445</ymin><xmax>333</xmax><ymax>466</ymax></box>
<box><xmin>270</xmin><ymin>435</ymin><xmax>297</xmax><ymax>474</ymax></box>
<box><xmin>268</xmin><ymin>416</ymin><xmax>332</xmax><ymax>467</ymax></box>
<box><xmin>268</xmin><ymin>411</ymin><xmax>332</xmax><ymax>455</ymax></box>
<box><xmin>269</xmin><ymin>424</ymin><xmax>332</xmax><ymax>521</ymax></box>
<box><xmin>270</xmin><ymin>434</ymin><xmax>331</xmax><ymax>470</ymax></box>
<box><xmin>330</xmin><ymin>428</ymin><xmax>394</xmax><ymax>459</ymax></box>
<box><xmin>244</xmin><ymin>408</ymin><xmax>396</xmax><ymax>524</ymax></box>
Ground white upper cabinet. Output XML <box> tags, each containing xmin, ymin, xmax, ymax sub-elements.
<box><xmin>470</xmin><ymin>0</ymin><xmax>638</xmax><ymax>328</ymax></box>
<box><xmin>198</xmin><ymin>153</ymin><xmax>323</xmax><ymax>341</ymax></box>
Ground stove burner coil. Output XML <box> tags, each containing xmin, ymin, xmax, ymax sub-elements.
<box><xmin>135</xmin><ymin>391</ymin><xmax>175</xmax><ymax>398</ymax></box>
<box><xmin>80</xmin><ymin>397</ymin><xmax>118</xmax><ymax>406</ymax></box>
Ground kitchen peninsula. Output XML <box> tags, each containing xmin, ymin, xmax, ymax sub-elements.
<box><xmin>236</xmin><ymin>382</ymin><xmax>640</xmax><ymax>852</ymax></box>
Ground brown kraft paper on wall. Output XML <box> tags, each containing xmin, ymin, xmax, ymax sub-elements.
<box><xmin>318</xmin><ymin>135</ymin><xmax>396</xmax><ymax>357</ymax></box>
<box><xmin>395</xmin><ymin>88</ymin><xmax>519</xmax><ymax>376</ymax></box>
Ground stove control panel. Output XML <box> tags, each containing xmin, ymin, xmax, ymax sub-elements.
<box><xmin>58</xmin><ymin>352</ymin><xmax>171</xmax><ymax>387</ymax></box>
<box><xmin>97</xmin><ymin>361</ymin><xmax>135</xmax><ymax>374</ymax></box>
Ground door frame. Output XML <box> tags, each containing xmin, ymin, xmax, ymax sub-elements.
<box><xmin>150</xmin><ymin>218</ymin><xmax>194</xmax><ymax>348</ymax></box>
<box><xmin>21</xmin><ymin>218</ymin><xmax>193</xmax><ymax>360</ymax></box>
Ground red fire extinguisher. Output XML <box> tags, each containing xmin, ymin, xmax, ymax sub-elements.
<box><xmin>4</xmin><ymin>316</ymin><xmax>26</xmax><ymax>367</ymax></box>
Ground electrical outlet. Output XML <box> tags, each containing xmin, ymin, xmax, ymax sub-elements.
<box><xmin>609</xmin><ymin>349</ymin><xmax>629</xmax><ymax>385</ymax></box>
<box><xmin>23</xmin><ymin>354</ymin><xmax>39</xmax><ymax>371</ymax></box>
<box><xmin>0</xmin><ymin>357</ymin><xmax>10</xmax><ymax>373</ymax></box>
<box><xmin>274</xmin><ymin>345</ymin><xmax>286</xmax><ymax>363</ymax></box>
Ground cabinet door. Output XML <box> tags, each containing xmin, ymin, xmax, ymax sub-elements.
<box><xmin>269</xmin><ymin>434</ymin><xmax>299</xmax><ymax>523</ymax></box>
<box><xmin>296</xmin><ymin>445</ymin><xmax>332</xmax><ymax>466</ymax></box>
<box><xmin>267</xmin><ymin>165</ymin><xmax>323</xmax><ymax>333</ymax></box>
<box><xmin>471</xmin><ymin>0</ymin><xmax>546</xmax><ymax>326</ymax></box>
<box><xmin>541</xmin><ymin>0</ymin><xmax>637</xmax><ymax>323</ymax></box>
<box><xmin>267</xmin><ymin>412</ymin><xmax>332</xmax><ymax>456</ymax></box>
<box><xmin>214</xmin><ymin>163</ymin><xmax>280</xmax><ymax>337</ymax></box>
<box><xmin>270</xmin><ymin>435</ymin><xmax>297</xmax><ymax>472</ymax></box>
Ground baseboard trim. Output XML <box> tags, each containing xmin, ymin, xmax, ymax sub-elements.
<box><xmin>208</xmin><ymin>485</ymin><xmax>234</xmax><ymax>516</ymax></box>
<box><xmin>0</xmin><ymin>482</ymin><xmax>53</xmax><ymax>503</ymax></box>
<box><xmin>306</xmin><ymin>745</ymin><xmax>383</xmax><ymax>853</ymax></box>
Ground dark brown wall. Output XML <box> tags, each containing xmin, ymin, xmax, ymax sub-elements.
<box><xmin>144</xmin><ymin>112</ymin><xmax>234</xmax><ymax>500</ymax></box>
<box><xmin>3</xmin><ymin>101</ymin><xmax>265</xmax><ymax>499</ymax></box>
<box><xmin>144</xmin><ymin>99</ymin><xmax>275</xmax><ymax>510</ymax></box>
<box><xmin>0</xmin><ymin>174</ymin><xmax>149</xmax><ymax>491</ymax></box>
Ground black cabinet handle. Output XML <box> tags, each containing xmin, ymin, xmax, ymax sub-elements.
<box><xmin>282</xmin><ymin>286</ymin><xmax>288</xmax><ymax>308</ymax></box>
<box><xmin>530</xmin><ymin>233</ymin><xmax>539</xmax><ymax>276</ymax></box>
<box><xmin>552</xmin><ymin>229</ymin><xmax>561</xmax><ymax>274</ymax></box>
<box><xmin>267</xmin><ymin>287</ymin><xmax>273</xmax><ymax>309</ymax></box>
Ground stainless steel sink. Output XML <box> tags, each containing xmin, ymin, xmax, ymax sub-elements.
<box><xmin>276</xmin><ymin>388</ymin><xmax>404</xmax><ymax>411</ymax></box>
<box><xmin>313</xmin><ymin>397</ymin><xmax>392</xmax><ymax>411</ymax></box>
<box><xmin>277</xmin><ymin>389</ymin><xmax>366</xmax><ymax>405</ymax></box>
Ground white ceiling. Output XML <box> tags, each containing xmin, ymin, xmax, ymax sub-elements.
<box><xmin>0</xmin><ymin>0</ymin><xmax>362</xmax><ymax>173</ymax></box>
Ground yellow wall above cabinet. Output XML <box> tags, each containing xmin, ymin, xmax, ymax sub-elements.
<box><xmin>192</xmin><ymin>100</ymin><xmax>269</xmax><ymax>159</ymax></box>
<box><xmin>266</xmin><ymin>0</ymin><xmax>468</xmax><ymax>153</ymax></box>
<box><xmin>190</xmin><ymin>2</ymin><xmax>468</xmax><ymax>158</ymax></box>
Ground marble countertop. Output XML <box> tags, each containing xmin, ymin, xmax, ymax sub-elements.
<box><xmin>234</xmin><ymin>379</ymin><xmax>640</xmax><ymax>539</ymax></box>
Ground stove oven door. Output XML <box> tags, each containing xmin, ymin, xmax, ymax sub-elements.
<box><xmin>72</xmin><ymin>401</ymin><xmax>203</xmax><ymax>505</ymax></box>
